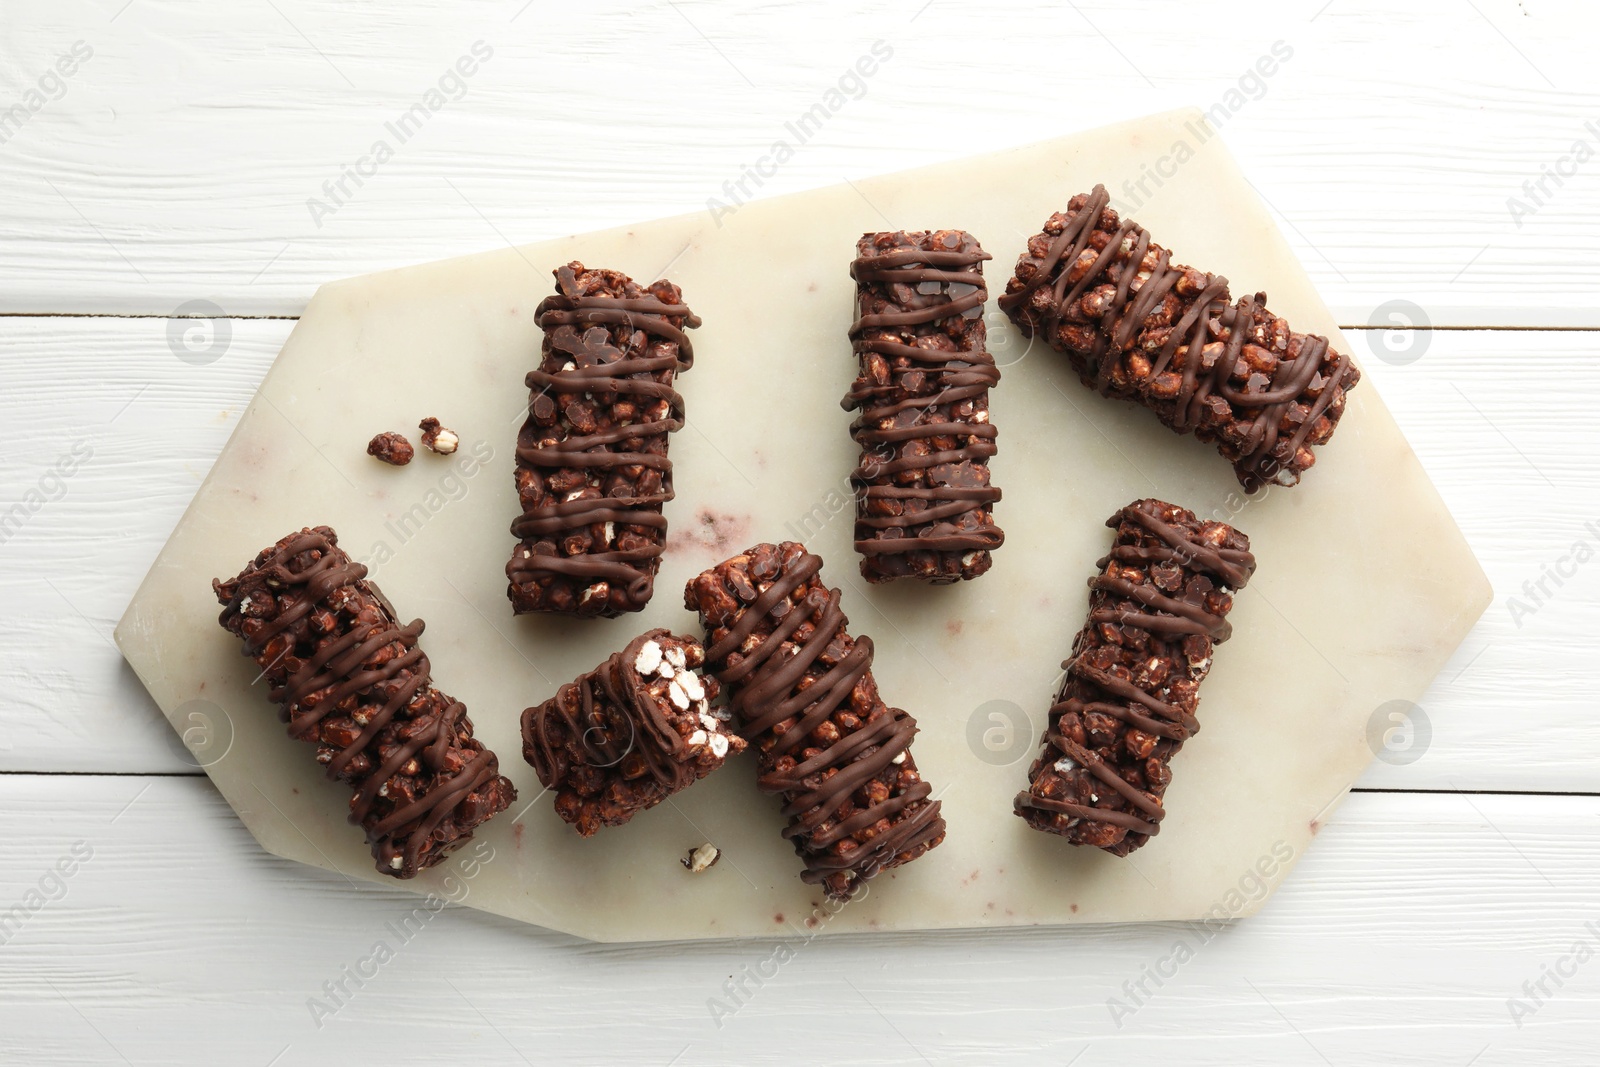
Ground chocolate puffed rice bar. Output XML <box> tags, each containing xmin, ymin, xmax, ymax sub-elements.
<box><xmin>521</xmin><ymin>629</ymin><xmax>745</xmax><ymax>836</ymax></box>
<box><xmin>686</xmin><ymin>542</ymin><xmax>946</xmax><ymax>899</ymax></box>
<box><xmin>214</xmin><ymin>526</ymin><xmax>517</xmax><ymax>878</ymax></box>
<box><xmin>844</xmin><ymin>229</ymin><xmax>1003</xmax><ymax>583</ymax></box>
<box><xmin>1014</xmin><ymin>500</ymin><xmax>1254</xmax><ymax>854</ymax></box>
<box><xmin>1001</xmin><ymin>186</ymin><xmax>1360</xmax><ymax>491</ymax></box>
<box><xmin>507</xmin><ymin>262</ymin><xmax>700</xmax><ymax>617</ymax></box>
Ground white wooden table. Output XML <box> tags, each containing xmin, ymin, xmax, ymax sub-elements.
<box><xmin>3</xmin><ymin>1</ymin><xmax>1597</xmax><ymax>1063</ymax></box>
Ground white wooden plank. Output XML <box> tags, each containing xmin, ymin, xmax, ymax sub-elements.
<box><xmin>0</xmin><ymin>316</ymin><xmax>286</xmax><ymax>771</ymax></box>
<box><xmin>1352</xmin><ymin>328</ymin><xmax>1600</xmax><ymax>790</ymax></box>
<box><xmin>2</xmin><ymin>318</ymin><xmax>1595</xmax><ymax>790</ymax></box>
<box><xmin>1</xmin><ymin>0</ymin><xmax>1598</xmax><ymax>324</ymax></box>
<box><xmin>0</xmin><ymin>777</ymin><xmax>1593</xmax><ymax>1064</ymax></box>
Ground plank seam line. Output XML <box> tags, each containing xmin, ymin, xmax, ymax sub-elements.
<box><xmin>2</xmin><ymin>314</ymin><xmax>1597</xmax><ymax>334</ymax></box>
<box><xmin>0</xmin><ymin>313</ymin><xmax>299</xmax><ymax>321</ymax></box>
<box><xmin>0</xmin><ymin>772</ymin><xmax>1595</xmax><ymax>799</ymax></box>
<box><xmin>0</xmin><ymin>770</ymin><xmax>206</xmax><ymax>778</ymax></box>
<box><xmin>1348</xmin><ymin>787</ymin><xmax>1600</xmax><ymax>798</ymax></box>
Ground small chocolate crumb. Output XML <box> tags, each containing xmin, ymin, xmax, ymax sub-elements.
<box><xmin>418</xmin><ymin>417</ymin><xmax>459</xmax><ymax>455</ymax></box>
<box><xmin>367</xmin><ymin>432</ymin><xmax>414</xmax><ymax>466</ymax></box>
<box><xmin>682</xmin><ymin>842</ymin><xmax>721</xmax><ymax>873</ymax></box>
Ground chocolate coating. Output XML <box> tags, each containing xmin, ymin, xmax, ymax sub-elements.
<box><xmin>1014</xmin><ymin>500</ymin><xmax>1254</xmax><ymax>854</ymax></box>
<box><xmin>521</xmin><ymin>629</ymin><xmax>744</xmax><ymax>836</ymax></box>
<box><xmin>686</xmin><ymin>542</ymin><xmax>946</xmax><ymax>899</ymax></box>
<box><xmin>214</xmin><ymin>526</ymin><xmax>516</xmax><ymax>878</ymax></box>
<box><xmin>1002</xmin><ymin>185</ymin><xmax>1360</xmax><ymax>491</ymax></box>
<box><xmin>507</xmin><ymin>262</ymin><xmax>700</xmax><ymax>617</ymax></box>
<box><xmin>844</xmin><ymin>230</ymin><xmax>1003</xmax><ymax>583</ymax></box>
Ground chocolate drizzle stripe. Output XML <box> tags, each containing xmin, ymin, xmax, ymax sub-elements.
<box><xmin>850</xmin><ymin>288</ymin><xmax>989</xmax><ymax>332</ymax></box>
<box><xmin>843</xmin><ymin>231</ymin><xmax>1004</xmax><ymax>582</ymax></box>
<box><xmin>1090</xmin><ymin>576</ymin><xmax>1233</xmax><ymax>641</ymax></box>
<box><xmin>1065</xmin><ymin>662</ymin><xmax>1200</xmax><ymax>739</ymax></box>
<box><xmin>1056</xmin><ymin>697</ymin><xmax>1188</xmax><ymax>742</ymax></box>
<box><xmin>1021</xmin><ymin>739</ymin><xmax>1162</xmax><ymax>835</ymax></box>
<box><xmin>1111</xmin><ymin>504</ymin><xmax>1256</xmax><ymax>589</ymax></box>
<box><xmin>536</xmin><ymin>302</ymin><xmax>698</xmax><ymax>365</ymax></box>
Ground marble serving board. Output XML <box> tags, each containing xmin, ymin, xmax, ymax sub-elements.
<box><xmin>116</xmin><ymin>108</ymin><xmax>1490</xmax><ymax>943</ymax></box>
